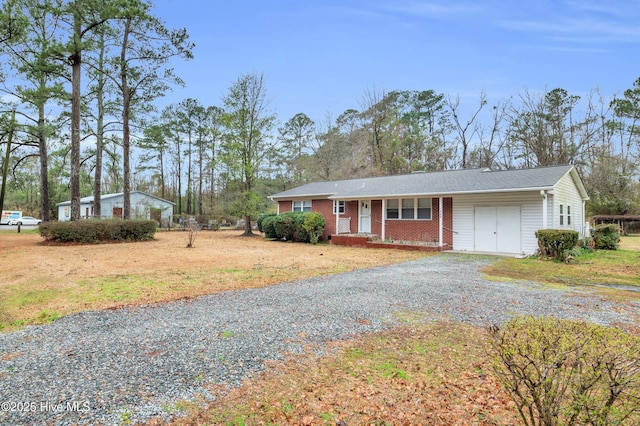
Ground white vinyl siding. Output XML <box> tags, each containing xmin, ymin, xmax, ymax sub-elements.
<box><xmin>551</xmin><ymin>172</ymin><xmax>585</xmax><ymax>234</ymax></box>
<box><xmin>453</xmin><ymin>173</ymin><xmax>586</xmax><ymax>254</ymax></box>
<box><xmin>452</xmin><ymin>192</ymin><xmax>542</xmax><ymax>254</ymax></box>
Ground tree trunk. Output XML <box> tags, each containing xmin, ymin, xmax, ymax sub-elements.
<box><xmin>121</xmin><ymin>19</ymin><xmax>131</xmax><ymax>219</ymax></box>
<box><xmin>37</xmin><ymin>104</ymin><xmax>50</xmax><ymax>222</ymax></box>
<box><xmin>94</xmin><ymin>30</ymin><xmax>107</xmax><ymax>219</ymax></box>
<box><xmin>0</xmin><ymin>110</ymin><xmax>15</xmax><ymax>214</ymax></box>
<box><xmin>70</xmin><ymin>49</ymin><xmax>81</xmax><ymax>220</ymax></box>
<box><xmin>243</xmin><ymin>213</ymin><xmax>253</xmax><ymax>236</ymax></box>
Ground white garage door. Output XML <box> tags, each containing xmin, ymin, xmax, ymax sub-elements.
<box><xmin>474</xmin><ymin>206</ymin><xmax>522</xmax><ymax>253</ymax></box>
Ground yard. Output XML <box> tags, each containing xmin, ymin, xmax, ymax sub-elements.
<box><xmin>1</xmin><ymin>229</ymin><xmax>638</xmax><ymax>425</ymax></box>
<box><xmin>0</xmin><ymin>229</ymin><xmax>426</xmax><ymax>332</ymax></box>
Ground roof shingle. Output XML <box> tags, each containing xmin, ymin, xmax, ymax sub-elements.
<box><xmin>270</xmin><ymin>165</ymin><xmax>586</xmax><ymax>200</ymax></box>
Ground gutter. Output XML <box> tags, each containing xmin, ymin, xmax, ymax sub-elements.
<box><xmin>326</xmin><ymin>186</ymin><xmax>557</xmax><ymax>200</ymax></box>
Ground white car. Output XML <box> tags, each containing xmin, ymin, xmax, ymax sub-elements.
<box><xmin>10</xmin><ymin>216</ymin><xmax>42</xmax><ymax>226</ymax></box>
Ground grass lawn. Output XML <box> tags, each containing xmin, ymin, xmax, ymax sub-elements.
<box><xmin>481</xmin><ymin>235</ymin><xmax>640</xmax><ymax>299</ymax></box>
<box><xmin>0</xmin><ymin>230</ymin><xmax>427</xmax><ymax>332</ymax></box>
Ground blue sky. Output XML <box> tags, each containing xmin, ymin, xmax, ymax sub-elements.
<box><xmin>153</xmin><ymin>0</ymin><xmax>640</xmax><ymax>124</ymax></box>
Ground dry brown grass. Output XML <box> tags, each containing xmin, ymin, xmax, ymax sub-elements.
<box><xmin>0</xmin><ymin>230</ymin><xmax>427</xmax><ymax>331</ymax></box>
<box><xmin>620</xmin><ymin>234</ymin><xmax>640</xmax><ymax>251</ymax></box>
<box><xmin>149</xmin><ymin>322</ymin><xmax>520</xmax><ymax>426</ymax></box>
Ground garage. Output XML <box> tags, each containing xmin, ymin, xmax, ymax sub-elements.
<box><xmin>474</xmin><ymin>206</ymin><xmax>522</xmax><ymax>253</ymax></box>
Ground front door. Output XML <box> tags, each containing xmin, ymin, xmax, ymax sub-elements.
<box><xmin>359</xmin><ymin>200</ymin><xmax>371</xmax><ymax>233</ymax></box>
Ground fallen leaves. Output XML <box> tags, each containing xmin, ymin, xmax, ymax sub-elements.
<box><xmin>156</xmin><ymin>322</ymin><xmax>520</xmax><ymax>426</ymax></box>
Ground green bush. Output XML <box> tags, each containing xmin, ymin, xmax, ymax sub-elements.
<box><xmin>39</xmin><ymin>219</ymin><xmax>156</xmax><ymax>243</ymax></box>
<box><xmin>261</xmin><ymin>215</ymin><xmax>277</xmax><ymax>239</ymax></box>
<box><xmin>592</xmin><ymin>224</ymin><xmax>620</xmax><ymax>250</ymax></box>
<box><xmin>263</xmin><ymin>211</ymin><xmax>326</xmax><ymax>244</ymax></box>
<box><xmin>257</xmin><ymin>213</ymin><xmax>276</xmax><ymax>233</ymax></box>
<box><xmin>293</xmin><ymin>213</ymin><xmax>310</xmax><ymax>243</ymax></box>
<box><xmin>302</xmin><ymin>212</ymin><xmax>325</xmax><ymax>244</ymax></box>
<box><xmin>535</xmin><ymin>229</ymin><xmax>579</xmax><ymax>261</ymax></box>
<box><xmin>273</xmin><ymin>212</ymin><xmax>297</xmax><ymax>241</ymax></box>
<box><xmin>489</xmin><ymin>316</ymin><xmax>640</xmax><ymax>426</ymax></box>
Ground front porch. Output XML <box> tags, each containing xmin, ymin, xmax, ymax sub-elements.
<box><xmin>330</xmin><ymin>234</ymin><xmax>451</xmax><ymax>252</ymax></box>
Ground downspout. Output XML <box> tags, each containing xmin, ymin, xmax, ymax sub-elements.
<box><xmin>381</xmin><ymin>198</ymin><xmax>386</xmax><ymax>241</ymax></box>
<box><xmin>438</xmin><ymin>197</ymin><xmax>443</xmax><ymax>247</ymax></box>
<box><xmin>335</xmin><ymin>201</ymin><xmax>339</xmax><ymax>235</ymax></box>
<box><xmin>541</xmin><ymin>190</ymin><xmax>548</xmax><ymax>229</ymax></box>
<box><xmin>582</xmin><ymin>199</ymin><xmax>586</xmax><ymax>237</ymax></box>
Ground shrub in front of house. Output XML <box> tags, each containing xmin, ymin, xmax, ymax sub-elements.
<box><xmin>273</xmin><ymin>212</ymin><xmax>297</xmax><ymax>241</ymax></box>
<box><xmin>535</xmin><ymin>229</ymin><xmax>579</xmax><ymax>261</ymax></box>
<box><xmin>39</xmin><ymin>219</ymin><xmax>157</xmax><ymax>243</ymax></box>
<box><xmin>591</xmin><ymin>223</ymin><xmax>620</xmax><ymax>250</ymax></box>
<box><xmin>293</xmin><ymin>213</ymin><xmax>310</xmax><ymax>242</ymax></box>
<box><xmin>262</xmin><ymin>212</ymin><xmax>325</xmax><ymax>244</ymax></box>
<box><xmin>257</xmin><ymin>213</ymin><xmax>276</xmax><ymax>233</ymax></box>
<box><xmin>302</xmin><ymin>212</ymin><xmax>325</xmax><ymax>244</ymax></box>
<box><xmin>261</xmin><ymin>215</ymin><xmax>278</xmax><ymax>239</ymax></box>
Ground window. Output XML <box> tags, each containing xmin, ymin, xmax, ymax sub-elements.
<box><xmin>559</xmin><ymin>204</ymin><xmax>564</xmax><ymax>226</ymax></box>
<box><xmin>293</xmin><ymin>200</ymin><xmax>311</xmax><ymax>212</ymax></box>
<box><xmin>386</xmin><ymin>199</ymin><xmax>399</xmax><ymax>219</ymax></box>
<box><xmin>333</xmin><ymin>200</ymin><xmax>345</xmax><ymax>214</ymax></box>
<box><xmin>386</xmin><ymin>198</ymin><xmax>432</xmax><ymax>220</ymax></box>
<box><xmin>417</xmin><ymin>198</ymin><xmax>432</xmax><ymax>219</ymax></box>
<box><xmin>567</xmin><ymin>205</ymin><xmax>571</xmax><ymax>226</ymax></box>
<box><xmin>402</xmin><ymin>199</ymin><xmax>415</xmax><ymax>219</ymax></box>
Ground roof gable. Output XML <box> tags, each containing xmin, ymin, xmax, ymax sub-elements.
<box><xmin>270</xmin><ymin>165</ymin><xmax>588</xmax><ymax>200</ymax></box>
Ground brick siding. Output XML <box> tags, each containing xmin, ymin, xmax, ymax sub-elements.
<box><xmin>277</xmin><ymin>197</ymin><xmax>453</xmax><ymax>246</ymax></box>
<box><xmin>384</xmin><ymin>198</ymin><xmax>453</xmax><ymax>246</ymax></box>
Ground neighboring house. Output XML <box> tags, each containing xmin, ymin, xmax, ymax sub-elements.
<box><xmin>57</xmin><ymin>191</ymin><xmax>174</xmax><ymax>225</ymax></box>
<box><xmin>269</xmin><ymin>165</ymin><xmax>589</xmax><ymax>255</ymax></box>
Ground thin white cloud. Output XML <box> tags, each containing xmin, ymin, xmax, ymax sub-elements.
<box><xmin>496</xmin><ymin>1</ymin><xmax>640</xmax><ymax>45</ymax></box>
<box><xmin>564</xmin><ymin>1</ymin><xmax>640</xmax><ymax>19</ymax></box>
<box><xmin>519</xmin><ymin>43</ymin><xmax>608</xmax><ymax>54</ymax></box>
<box><xmin>499</xmin><ymin>17</ymin><xmax>640</xmax><ymax>42</ymax></box>
<box><xmin>386</xmin><ymin>1</ymin><xmax>483</xmax><ymax>19</ymax></box>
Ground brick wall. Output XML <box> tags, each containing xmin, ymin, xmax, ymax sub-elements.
<box><xmin>371</xmin><ymin>200</ymin><xmax>383</xmax><ymax>235</ymax></box>
<box><xmin>311</xmin><ymin>199</ymin><xmax>334</xmax><ymax>239</ymax></box>
<box><xmin>277</xmin><ymin>197</ymin><xmax>453</xmax><ymax>245</ymax></box>
<box><xmin>384</xmin><ymin>198</ymin><xmax>453</xmax><ymax>246</ymax></box>
<box><xmin>278</xmin><ymin>200</ymin><xmax>292</xmax><ymax>213</ymax></box>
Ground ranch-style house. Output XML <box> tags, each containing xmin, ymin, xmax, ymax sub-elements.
<box><xmin>269</xmin><ymin>164</ymin><xmax>589</xmax><ymax>255</ymax></box>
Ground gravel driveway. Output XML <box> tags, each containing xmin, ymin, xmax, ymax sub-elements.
<box><xmin>1</xmin><ymin>254</ymin><xmax>638</xmax><ymax>425</ymax></box>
